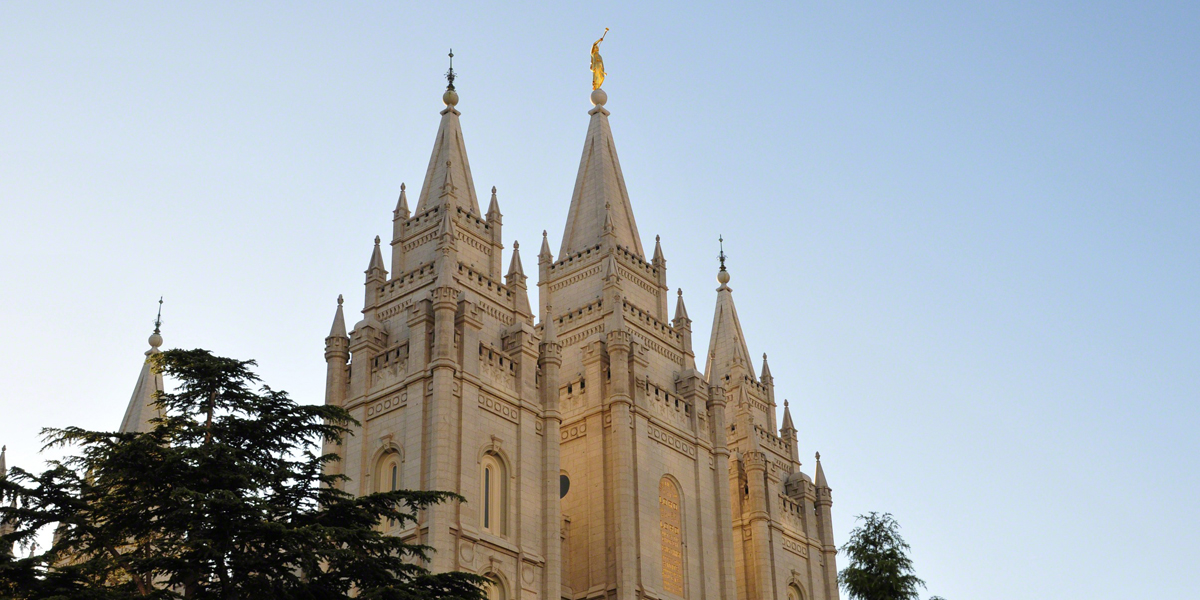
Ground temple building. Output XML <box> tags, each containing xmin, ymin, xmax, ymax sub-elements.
<box><xmin>108</xmin><ymin>70</ymin><xmax>842</xmax><ymax>599</ymax></box>
<box><xmin>310</xmin><ymin>70</ymin><xmax>841</xmax><ymax>600</ymax></box>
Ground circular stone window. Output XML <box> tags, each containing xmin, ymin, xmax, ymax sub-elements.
<box><xmin>559</xmin><ymin>474</ymin><xmax>570</xmax><ymax>498</ymax></box>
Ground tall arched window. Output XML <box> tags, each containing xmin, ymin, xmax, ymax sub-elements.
<box><xmin>481</xmin><ymin>453</ymin><xmax>508</xmax><ymax>535</ymax></box>
<box><xmin>659</xmin><ymin>477</ymin><xmax>684</xmax><ymax>596</ymax></box>
<box><xmin>485</xmin><ymin>574</ymin><xmax>507</xmax><ymax>600</ymax></box>
<box><xmin>376</xmin><ymin>449</ymin><xmax>401</xmax><ymax>529</ymax></box>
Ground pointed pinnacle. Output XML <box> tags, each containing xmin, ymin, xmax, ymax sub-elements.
<box><xmin>673</xmin><ymin>288</ymin><xmax>690</xmax><ymax>322</ymax></box>
<box><xmin>367</xmin><ymin>236</ymin><xmax>386</xmax><ymax>272</ymax></box>
<box><xmin>539</xmin><ymin>230</ymin><xmax>553</xmax><ymax>259</ymax></box>
<box><xmin>329</xmin><ymin>295</ymin><xmax>348</xmax><ymax>338</ymax></box>
<box><xmin>395</xmin><ymin>183</ymin><xmax>410</xmax><ymax>218</ymax></box>
<box><xmin>507</xmin><ymin>240</ymin><xmax>525</xmax><ymax>278</ymax></box>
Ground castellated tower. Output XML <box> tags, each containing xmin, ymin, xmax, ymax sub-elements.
<box><xmin>322</xmin><ymin>77</ymin><xmax>839</xmax><ymax>600</ymax></box>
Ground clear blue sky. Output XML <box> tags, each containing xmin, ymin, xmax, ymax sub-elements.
<box><xmin>2</xmin><ymin>2</ymin><xmax>1197</xmax><ymax>598</ymax></box>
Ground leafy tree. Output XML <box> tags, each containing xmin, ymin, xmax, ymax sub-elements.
<box><xmin>839</xmin><ymin>512</ymin><xmax>932</xmax><ymax>600</ymax></box>
<box><xmin>0</xmin><ymin>349</ymin><xmax>487</xmax><ymax>600</ymax></box>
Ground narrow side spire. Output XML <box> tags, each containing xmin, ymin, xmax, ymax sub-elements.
<box><xmin>781</xmin><ymin>399</ymin><xmax>795</xmax><ymax>432</ymax></box>
<box><xmin>761</xmin><ymin>352</ymin><xmax>773</xmax><ymax>382</ymax></box>
<box><xmin>652</xmin><ymin>235</ymin><xmax>665</xmax><ymax>265</ymax></box>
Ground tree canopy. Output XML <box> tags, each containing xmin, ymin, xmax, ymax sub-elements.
<box><xmin>838</xmin><ymin>512</ymin><xmax>928</xmax><ymax>600</ymax></box>
<box><xmin>0</xmin><ymin>348</ymin><xmax>487</xmax><ymax>600</ymax></box>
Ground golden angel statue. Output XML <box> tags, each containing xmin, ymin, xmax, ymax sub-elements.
<box><xmin>591</xmin><ymin>28</ymin><xmax>609</xmax><ymax>90</ymax></box>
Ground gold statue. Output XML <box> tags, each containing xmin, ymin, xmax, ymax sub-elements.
<box><xmin>591</xmin><ymin>28</ymin><xmax>609</xmax><ymax>90</ymax></box>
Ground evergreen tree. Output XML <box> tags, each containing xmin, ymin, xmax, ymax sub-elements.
<box><xmin>0</xmin><ymin>348</ymin><xmax>487</xmax><ymax>600</ymax></box>
<box><xmin>838</xmin><ymin>512</ymin><xmax>930</xmax><ymax>600</ymax></box>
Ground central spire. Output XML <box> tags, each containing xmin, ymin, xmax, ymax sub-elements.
<box><xmin>559</xmin><ymin>88</ymin><xmax>644</xmax><ymax>258</ymax></box>
<box><xmin>414</xmin><ymin>51</ymin><xmax>481</xmax><ymax>216</ymax></box>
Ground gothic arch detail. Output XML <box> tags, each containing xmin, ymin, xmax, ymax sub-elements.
<box><xmin>659</xmin><ymin>476</ymin><xmax>684</xmax><ymax>596</ymax></box>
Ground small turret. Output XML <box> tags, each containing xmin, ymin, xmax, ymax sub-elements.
<box><xmin>327</xmin><ymin>294</ymin><xmax>348</xmax><ymax>340</ymax></box>
<box><xmin>394</xmin><ymin>183</ymin><xmax>410</xmax><ymax>221</ymax></box>
<box><xmin>507</xmin><ymin>241</ymin><xmax>532</xmax><ymax>318</ymax></box>
<box><xmin>487</xmin><ymin>185</ymin><xmax>502</xmax><ymax>223</ymax></box>
<box><xmin>539</xmin><ymin>229</ymin><xmax>553</xmax><ymax>263</ymax></box>
<box><xmin>538</xmin><ymin>230</ymin><xmax>554</xmax><ymax>323</ymax></box>
<box><xmin>391</xmin><ymin>184</ymin><xmax>410</xmax><ymax>273</ymax></box>
<box><xmin>324</xmin><ymin>295</ymin><xmax>350</xmax><ymax>407</ymax></box>
<box><xmin>760</xmin><ymin>352</ymin><xmax>773</xmax><ymax>384</ymax></box>
<box><xmin>673</xmin><ymin>288</ymin><xmax>695</xmax><ymax>370</ymax></box>
<box><xmin>815</xmin><ymin>452</ymin><xmax>829</xmax><ymax>490</ymax></box>
<box><xmin>487</xmin><ymin>186</ymin><xmax>504</xmax><ymax>278</ymax></box>
<box><xmin>364</xmin><ymin>236</ymin><xmax>388</xmax><ymax>307</ymax></box>
<box><xmin>652</xmin><ymin>235</ymin><xmax>665</xmax><ymax>266</ymax></box>
<box><xmin>780</xmin><ymin>399</ymin><xmax>799</xmax><ymax>463</ymax></box>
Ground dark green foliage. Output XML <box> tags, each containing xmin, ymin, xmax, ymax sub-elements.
<box><xmin>0</xmin><ymin>349</ymin><xmax>487</xmax><ymax>600</ymax></box>
<box><xmin>838</xmin><ymin>512</ymin><xmax>926</xmax><ymax>600</ymax></box>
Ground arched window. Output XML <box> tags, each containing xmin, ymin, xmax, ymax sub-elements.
<box><xmin>376</xmin><ymin>449</ymin><xmax>401</xmax><ymax>529</ymax></box>
<box><xmin>481</xmin><ymin>453</ymin><xmax>508</xmax><ymax>535</ymax></box>
<box><xmin>659</xmin><ymin>477</ymin><xmax>684</xmax><ymax>596</ymax></box>
<box><xmin>787</xmin><ymin>584</ymin><xmax>805</xmax><ymax>600</ymax></box>
<box><xmin>485</xmin><ymin>574</ymin><xmax>507</xmax><ymax>600</ymax></box>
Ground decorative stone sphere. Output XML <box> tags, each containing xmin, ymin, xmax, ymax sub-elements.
<box><xmin>148</xmin><ymin>332</ymin><xmax>163</xmax><ymax>348</ymax></box>
<box><xmin>717</xmin><ymin>270</ymin><xmax>730</xmax><ymax>285</ymax></box>
<box><xmin>590</xmin><ymin>88</ymin><xmax>607</xmax><ymax>106</ymax></box>
<box><xmin>443</xmin><ymin>89</ymin><xmax>459</xmax><ymax>107</ymax></box>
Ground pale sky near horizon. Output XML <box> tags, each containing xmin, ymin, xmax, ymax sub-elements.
<box><xmin>2</xmin><ymin>2</ymin><xmax>1197</xmax><ymax>599</ymax></box>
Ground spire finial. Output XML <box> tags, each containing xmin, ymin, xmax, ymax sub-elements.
<box><xmin>815</xmin><ymin>451</ymin><xmax>821</xmax><ymax>461</ymax></box>
<box><xmin>153</xmin><ymin>296</ymin><xmax>163</xmax><ymax>335</ymax></box>
<box><xmin>148</xmin><ymin>297</ymin><xmax>164</xmax><ymax>349</ymax></box>
<box><xmin>337</xmin><ymin>294</ymin><xmax>344</xmax><ymax>306</ymax></box>
<box><xmin>446</xmin><ymin>49</ymin><xmax>456</xmax><ymax>91</ymax></box>
<box><xmin>717</xmin><ymin>235</ymin><xmax>730</xmax><ymax>285</ymax></box>
<box><xmin>718</xmin><ymin>235</ymin><xmax>727</xmax><ymax>272</ymax></box>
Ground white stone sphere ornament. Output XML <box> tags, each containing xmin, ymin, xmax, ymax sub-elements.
<box><xmin>591</xmin><ymin>88</ymin><xmax>607</xmax><ymax>106</ymax></box>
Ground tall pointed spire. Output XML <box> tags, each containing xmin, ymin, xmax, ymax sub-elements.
<box><xmin>706</xmin><ymin>244</ymin><xmax>755</xmax><ymax>384</ymax></box>
<box><xmin>329</xmin><ymin>294</ymin><xmax>348</xmax><ymax>338</ymax></box>
<box><xmin>559</xmin><ymin>89</ymin><xmax>644</xmax><ymax>257</ymax></box>
<box><xmin>119</xmin><ymin>300</ymin><xmax>166</xmax><ymax>434</ymax></box>
<box><xmin>414</xmin><ymin>51</ymin><xmax>481</xmax><ymax>215</ymax></box>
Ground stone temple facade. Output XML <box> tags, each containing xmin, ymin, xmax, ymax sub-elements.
<box><xmin>117</xmin><ymin>80</ymin><xmax>841</xmax><ymax>600</ymax></box>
